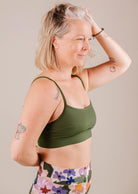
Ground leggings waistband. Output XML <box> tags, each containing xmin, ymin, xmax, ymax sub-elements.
<box><xmin>39</xmin><ymin>160</ymin><xmax>92</xmax><ymax>172</ymax></box>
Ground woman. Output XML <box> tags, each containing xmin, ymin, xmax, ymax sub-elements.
<box><xmin>10</xmin><ymin>3</ymin><xmax>132</xmax><ymax>194</ymax></box>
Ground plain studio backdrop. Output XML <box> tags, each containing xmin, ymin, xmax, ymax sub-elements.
<box><xmin>0</xmin><ymin>0</ymin><xmax>137</xmax><ymax>193</ymax></box>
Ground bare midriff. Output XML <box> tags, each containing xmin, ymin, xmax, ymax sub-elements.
<box><xmin>36</xmin><ymin>137</ymin><xmax>92</xmax><ymax>169</ymax></box>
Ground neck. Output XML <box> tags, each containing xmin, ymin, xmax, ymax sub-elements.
<box><xmin>48</xmin><ymin>65</ymin><xmax>74</xmax><ymax>81</ymax></box>
<box><xmin>57</xmin><ymin>65</ymin><xmax>73</xmax><ymax>80</ymax></box>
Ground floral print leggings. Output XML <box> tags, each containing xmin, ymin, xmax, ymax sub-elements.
<box><xmin>29</xmin><ymin>160</ymin><xmax>92</xmax><ymax>194</ymax></box>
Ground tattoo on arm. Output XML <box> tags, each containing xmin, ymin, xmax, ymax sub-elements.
<box><xmin>110</xmin><ymin>66</ymin><xmax>116</xmax><ymax>72</ymax></box>
<box><xmin>55</xmin><ymin>87</ymin><xmax>60</xmax><ymax>100</ymax></box>
<box><xmin>15</xmin><ymin>122</ymin><xmax>26</xmax><ymax>140</ymax></box>
<box><xmin>109</xmin><ymin>57</ymin><xmax>116</xmax><ymax>72</ymax></box>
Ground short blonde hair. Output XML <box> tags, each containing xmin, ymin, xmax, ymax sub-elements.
<box><xmin>35</xmin><ymin>3</ymin><xmax>94</xmax><ymax>75</ymax></box>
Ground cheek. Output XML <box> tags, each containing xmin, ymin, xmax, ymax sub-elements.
<box><xmin>61</xmin><ymin>41</ymin><xmax>82</xmax><ymax>58</ymax></box>
<box><xmin>70</xmin><ymin>44</ymin><xmax>82</xmax><ymax>54</ymax></box>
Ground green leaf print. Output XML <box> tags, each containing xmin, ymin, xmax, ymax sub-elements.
<box><xmin>74</xmin><ymin>175</ymin><xmax>86</xmax><ymax>184</ymax></box>
<box><xmin>88</xmin><ymin>169</ymin><xmax>92</xmax><ymax>182</ymax></box>
<box><xmin>53</xmin><ymin>180</ymin><xmax>67</xmax><ymax>185</ymax></box>
<box><xmin>43</xmin><ymin>162</ymin><xmax>54</xmax><ymax>177</ymax></box>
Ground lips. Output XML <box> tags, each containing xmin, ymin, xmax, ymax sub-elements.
<box><xmin>78</xmin><ymin>54</ymin><xmax>86</xmax><ymax>57</ymax></box>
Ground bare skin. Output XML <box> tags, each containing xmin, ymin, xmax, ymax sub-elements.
<box><xmin>10</xmin><ymin>16</ymin><xmax>131</xmax><ymax>168</ymax></box>
<box><xmin>34</xmin><ymin>55</ymin><xmax>119</xmax><ymax>168</ymax></box>
<box><xmin>34</xmin><ymin>69</ymin><xmax>92</xmax><ymax>168</ymax></box>
<box><xmin>36</xmin><ymin>139</ymin><xmax>92</xmax><ymax>168</ymax></box>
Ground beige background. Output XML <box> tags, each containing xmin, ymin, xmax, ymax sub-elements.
<box><xmin>0</xmin><ymin>0</ymin><xmax>137</xmax><ymax>193</ymax></box>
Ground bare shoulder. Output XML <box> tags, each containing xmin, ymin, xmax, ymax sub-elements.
<box><xmin>26</xmin><ymin>76</ymin><xmax>60</xmax><ymax>105</ymax></box>
<box><xmin>21</xmin><ymin>76</ymin><xmax>61</xmax><ymax>132</ymax></box>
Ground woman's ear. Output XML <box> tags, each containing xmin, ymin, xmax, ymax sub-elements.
<box><xmin>52</xmin><ymin>35</ymin><xmax>59</xmax><ymax>49</ymax></box>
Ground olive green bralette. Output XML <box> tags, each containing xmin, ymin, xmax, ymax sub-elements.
<box><xmin>31</xmin><ymin>75</ymin><xmax>96</xmax><ymax>148</ymax></box>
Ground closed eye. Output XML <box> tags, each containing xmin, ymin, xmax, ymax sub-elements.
<box><xmin>76</xmin><ymin>38</ymin><xmax>92</xmax><ymax>42</ymax></box>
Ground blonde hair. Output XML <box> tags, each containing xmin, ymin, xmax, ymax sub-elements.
<box><xmin>35</xmin><ymin>3</ymin><xmax>94</xmax><ymax>75</ymax></box>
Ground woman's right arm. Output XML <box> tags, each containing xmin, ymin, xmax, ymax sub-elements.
<box><xmin>10</xmin><ymin>78</ymin><xmax>60</xmax><ymax>166</ymax></box>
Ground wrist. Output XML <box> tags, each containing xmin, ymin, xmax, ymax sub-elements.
<box><xmin>92</xmin><ymin>26</ymin><xmax>104</xmax><ymax>39</ymax></box>
<box><xmin>92</xmin><ymin>23</ymin><xmax>101</xmax><ymax>35</ymax></box>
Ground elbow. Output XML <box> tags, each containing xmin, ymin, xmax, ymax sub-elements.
<box><xmin>11</xmin><ymin>153</ymin><xmax>20</xmax><ymax>163</ymax></box>
<box><xmin>10</xmin><ymin>147</ymin><xmax>28</xmax><ymax>165</ymax></box>
<box><xmin>122</xmin><ymin>53</ymin><xmax>132</xmax><ymax>67</ymax></box>
<box><xmin>120</xmin><ymin>58</ymin><xmax>132</xmax><ymax>73</ymax></box>
<box><xmin>10</xmin><ymin>144</ymin><xmax>21</xmax><ymax>162</ymax></box>
<box><xmin>127</xmin><ymin>58</ymin><xmax>132</xmax><ymax>67</ymax></box>
<box><xmin>10</xmin><ymin>142</ymin><xmax>25</xmax><ymax>163</ymax></box>
<box><xmin>125</xmin><ymin>56</ymin><xmax>132</xmax><ymax>68</ymax></box>
<box><xmin>10</xmin><ymin>143</ymin><xmax>38</xmax><ymax>166</ymax></box>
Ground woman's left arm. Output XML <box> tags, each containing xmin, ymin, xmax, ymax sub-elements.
<box><xmin>85</xmin><ymin>15</ymin><xmax>132</xmax><ymax>91</ymax></box>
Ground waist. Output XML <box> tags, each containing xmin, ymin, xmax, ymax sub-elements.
<box><xmin>37</xmin><ymin>137</ymin><xmax>92</xmax><ymax>169</ymax></box>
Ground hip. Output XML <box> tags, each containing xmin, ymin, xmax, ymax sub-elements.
<box><xmin>29</xmin><ymin>160</ymin><xmax>92</xmax><ymax>194</ymax></box>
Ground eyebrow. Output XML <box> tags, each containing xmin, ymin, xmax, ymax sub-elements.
<box><xmin>75</xmin><ymin>34</ymin><xmax>92</xmax><ymax>38</ymax></box>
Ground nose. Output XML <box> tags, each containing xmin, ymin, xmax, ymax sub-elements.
<box><xmin>82</xmin><ymin>40</ymin><xmax>90</xmax><ymax>51</ymax></box>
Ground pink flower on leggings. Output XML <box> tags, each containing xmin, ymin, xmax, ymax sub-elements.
<box><xmin>79</xmin><ymin>167</ymin><xmax>88</xmax><ymax>176</ymax></box>
<box><xmin>34</xmin><ymin>175</ymin><xmax>52</xmax><ymax>194</ymax></box>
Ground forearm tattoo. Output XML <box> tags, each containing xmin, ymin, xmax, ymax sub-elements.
<box><xmin>109</xmin><ymin>56</ymin><xmax>116</xmax><ymax>72</ymax></box>
<box><xmin>55</xmin><ymin>87</ymin><xmax>60</xmax><ymax>100</ymax></box>
<box><xmin>15</xmin><ymin>122</ymin><xmax>26</xmax><ymax>140</ymax></box>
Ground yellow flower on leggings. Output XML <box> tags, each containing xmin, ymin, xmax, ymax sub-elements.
<box><xmin>76</xmin><ymin>184</ymin><xmax>83</xmax><ymax>191</ymax></box>
<box><xmin>71</xmin><ymin>183</ymin><xmax>84</xmax><ymax>193</ymax></box>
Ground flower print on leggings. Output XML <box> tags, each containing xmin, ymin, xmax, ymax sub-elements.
<box><xmin>29</xmin><ymin>161</ymin><xmax>92</xmax><ymax>194</ymax></box>
<box><xmin>52</xmin><ymin>186</ymin><xmax>68</xmax><ymax>194</ymax></box>
<box><xmin>33</xmin><ymin>175</ymin><xmax>52</xmax><ymax>194</ymax></box>
<box><xmin>53</xmin><ymin>171</ymin><xmax>66</xmax><ymax>181</ymax></box>
<box><xmin>63</xmin><ymin>169</ymin><xmax>76</xmax><ymax>177</ymax></box>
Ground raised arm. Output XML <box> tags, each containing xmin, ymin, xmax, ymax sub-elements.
<box><xmin>10</xmin><ymin>78</ymin><xmax>60</xmax><ymax>166</ymax></box>
<box><xmin>83</xmin><ymin>10</ymin><xmax>132</xmax><ymax>91</ymax></box>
